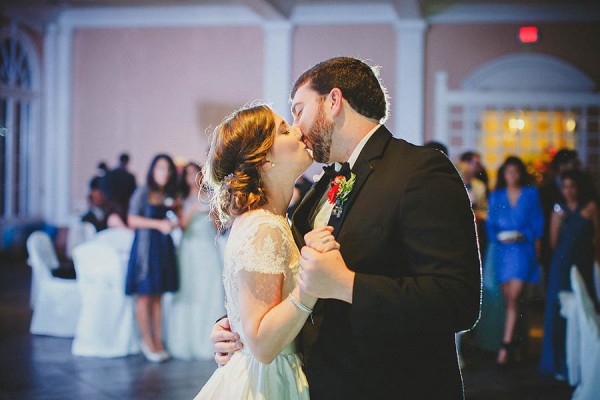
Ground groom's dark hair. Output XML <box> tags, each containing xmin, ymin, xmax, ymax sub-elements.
<box><xmin>291</xmin><ymin>57</ymin><xmax>388</xmax><ymax>123</ymax></box>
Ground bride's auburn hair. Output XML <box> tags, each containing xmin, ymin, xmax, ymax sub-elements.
<box><xmin>203</xmin><ymin>104</ymin><xmax>276</xmax><ymax>228</ymax></box>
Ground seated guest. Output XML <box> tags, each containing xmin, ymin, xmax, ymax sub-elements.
<box><xmin>81</xmin><ymin>176</ymin><xmax>107</xmax><ymax>232</ymax></box>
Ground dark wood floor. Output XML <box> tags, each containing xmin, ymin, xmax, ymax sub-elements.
<box><xmin>0</xmin><ymin>258</ymin><xmax>574</xmax><ymax>400</ymax></box>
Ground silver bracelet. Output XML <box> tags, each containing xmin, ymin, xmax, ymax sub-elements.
<box><xmin>289</xmin><ymin>293</ymin><xmax>314</xmax><ymax>324</ymax></box>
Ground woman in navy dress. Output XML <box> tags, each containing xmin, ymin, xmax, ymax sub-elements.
<box><xmin>126</xmin><ymin>154</ymin><xmax>180</xmax><ymax>362</ymax></box>
<box><xmin>487</xmin><ymin>156</ymin><xmax>544</xmax><ymax>365</ymax></box>
<box><xmin>540</xmin><ymin>170</ymin><xmax>599</xmax><ymax>379</ymax></box>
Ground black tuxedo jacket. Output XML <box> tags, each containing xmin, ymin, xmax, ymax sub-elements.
<box><xmin>291</xmin><ymin>126</ymin><xmax>481</xmax><ymax>400</ymax></box>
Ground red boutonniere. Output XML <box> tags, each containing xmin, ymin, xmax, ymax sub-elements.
<box><xmin>327</xmin><ymin>173</ymin><xmax>356</xmax><ymax>218</ymax></box>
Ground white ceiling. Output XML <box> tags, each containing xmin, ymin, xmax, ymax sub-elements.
<box><xmin>1</xmin><ymin>0</ymin><xmax>598</xmax><ymax>22</ymax></box>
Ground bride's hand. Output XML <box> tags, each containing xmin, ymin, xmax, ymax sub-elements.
<box><xmin>304</xmin><ymin>226</ymin><xmax>340</xmax><ymax>253</ymax></box>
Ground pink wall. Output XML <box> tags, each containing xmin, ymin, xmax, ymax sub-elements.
<box><xmin>424</xmin><ymin>22</ymin><xmax>600</xmax><ymax>142</ymax></box>
<box><xmin>70</xmin><ymin>26</ymin><xmax>263</xmax><ymax>210</ymax></box>
<box><xmin>293</xmin><ymin>24</ymin><xmax>396</xmax><ymax>130</ymax></box>
<box><xmin>293</xmin><ymin>24</ymin><xmax>396</xmax><ymax>177</ymax></box>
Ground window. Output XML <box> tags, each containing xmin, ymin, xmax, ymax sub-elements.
<box><xmin>0</xmin><ymin>27</ymin><xmax>38</xmax><ymax>219</ymax></box>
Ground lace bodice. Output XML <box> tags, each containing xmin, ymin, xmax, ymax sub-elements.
<box><xmin>223</xmin><ymin>209</ymin><xmax>300</xmax><ymax>345</ymax></box>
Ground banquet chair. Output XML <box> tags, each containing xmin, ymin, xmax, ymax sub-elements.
<box><xmin>66</xmin><ymin>219</ymin><xmax>97</xmax><ymax>259</ymax></box>
<box><xmin>94</xmin><ymin>227</ymin><xmax>134</xmax><ymax>257</ymax></box>
<box><xmin>71</xmin><ymin>239</ymin><xmax>139</xmax><ymax>357</ymax></box>
<box><xmin>569</xmin><ymin>267</ymin><xmax>600</xmax><ymax>400</ymax></box>
<box><xmin>27</xmin><ymin>231</ymin><xmax>81</xmax><ymax>337</ymax></box>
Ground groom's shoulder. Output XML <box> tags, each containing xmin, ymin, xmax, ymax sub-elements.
<box><xmin>384</xmin><ymin>132</ymin><xmax>450</xmax><ymax>170</ymax></box>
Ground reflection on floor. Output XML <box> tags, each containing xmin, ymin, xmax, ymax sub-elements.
<box><xmin>0</xmin><ymin>259</ymin><xmax>574</xmax><ymax>400</ymax></box>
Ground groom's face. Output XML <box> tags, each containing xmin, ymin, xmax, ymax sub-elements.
<box><xmin>291</xmin><ymin>83</ymin><xmax>335</xmax><ymax>164</ymax></box>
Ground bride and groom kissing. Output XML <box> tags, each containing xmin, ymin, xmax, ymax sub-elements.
<box><xmin>195</xmin><ymin>57</ymin><xmax>481</xmax><ymax>399</ymax></box>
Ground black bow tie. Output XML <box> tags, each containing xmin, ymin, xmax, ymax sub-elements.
<box><xmin>322</xmin><ymin>162</ymin><xmax>351</xmax><ymax>182</ymax></box>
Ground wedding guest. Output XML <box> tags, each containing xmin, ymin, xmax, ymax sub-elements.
<box><xmin>102</xmin><ymin>152</ymin><xmax>137</xmax><ymax>219</ymax></box>
<box><xmin>459</xmin><ymin>152</ymin><xmax>488</xmax><ymax>221</ymax></box>
<box><xmin>540</xmin><ymin>149</ymin><xmax>580</xmax><ymax>278</ymax></box>
<box><xmin>125</xmin><ymin>154</ymin><xmax>179</xmax><ymax>362</ymax></box>
<box><xmin>105</xmin><ymin>202</ymin><xmax>128</xmax><ymax>228</ymax></box>
<box><xmin>487</xmin><ymin>156</ymin><xmax>544</xmax><ymax>366</ymax></box>
<box><xmin>81</xmin><ymin>176</ymin><xmax>107</xmax><ymax>232</ymax></box>
<box><xmin>423</xmin><ymin>140</ymin><xmax>448</xmax><ymax>157</ymax></box>
<box><xmin>540</xmin><ymin>169</ymin><xmax>600</xmax><ymax>379</ymax></box>
<box><xmin>166</xmin><ymin>162</ymin><xmax>225</xmax><ymax>360</ymax></box>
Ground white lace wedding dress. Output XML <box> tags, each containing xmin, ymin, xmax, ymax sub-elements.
<box><xmin>194</xmin><ymin>209</ymin><xmax>309</xmax><ymax>400</ymax></box>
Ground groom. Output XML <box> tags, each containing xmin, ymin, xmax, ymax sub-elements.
<box><xmin>213</xmin><ymin>57</ymin><xmax>481</xmax><ymax>399</ymax></box>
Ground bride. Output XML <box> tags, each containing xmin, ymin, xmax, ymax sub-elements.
<box><xmin>195</xmin><ymin>104</ymin><xmax>338</xmax><ymax>399</ymax></box>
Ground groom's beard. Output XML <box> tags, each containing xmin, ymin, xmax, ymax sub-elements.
<box><xmin>308</xmin><ymin>104</ymin><xmax>334</xmax><ymax>164</ymax></box>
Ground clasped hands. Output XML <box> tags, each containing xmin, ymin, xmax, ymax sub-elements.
<box><xmin>211</xmin><ymin>226</ymin><xmax>354</xmax><ymax>366</ymax></box>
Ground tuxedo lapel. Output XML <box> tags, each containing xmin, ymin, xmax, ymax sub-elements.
<box><xmin>291</xmin><ymin>175</ymin><xmax>330</xmax><ymax>248</ymax></box>
<box><xmin>327</xmin><ymin>126</ymin><xmax>392</xmax><ymax>237</ymax></box>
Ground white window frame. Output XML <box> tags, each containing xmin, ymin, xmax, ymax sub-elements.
<box><xmin>0</xmin><ymin>24</ymin><xmax>41</xmax><ymax>220</ymax></box>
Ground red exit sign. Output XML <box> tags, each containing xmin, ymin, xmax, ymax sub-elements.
<box><xmin>519</xmin><ymin>26</ymin><xmax>538</xmax><ymax>43</ymax></box>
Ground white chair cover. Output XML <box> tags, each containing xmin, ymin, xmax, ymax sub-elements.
<box><xmin>27</xmin><ymin>231</ymin><xmax>81</xmax><ymax>337</ymax></box>
<box><xmin>72</xmin><ymin>237</ymin><xmax>139</xmax><ymax>358</ymax></box>
<box><xmin>95</xmin><ymin>227</ymin><xmax>134</xmax><ymax>257</ymax></box>
<box><xmin>569</xmin><ymin>267</ymin><xmax>600</xmax><ymax>400</ymax></box>
<box><xmin>66</xmin><ymin>218</ymin><xmax>97</xmax><ymax>259</ymax></box>
<box><xmin>558</xmin><ymin>290</ymin><xmax>579</xmax><ymax>386</ymax></box>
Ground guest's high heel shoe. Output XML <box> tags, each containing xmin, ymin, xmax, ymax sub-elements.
<box><xmin>140</xmin><ymin>341</ymin><xmax>164</xmax><ymax>363</ymax></box>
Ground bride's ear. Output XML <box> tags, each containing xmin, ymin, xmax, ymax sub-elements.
<box><xmin>260</xmin><ymin>159</ymin><xmax>275</xmax><ymax>172</ymax></box>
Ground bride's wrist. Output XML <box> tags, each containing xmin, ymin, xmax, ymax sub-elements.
<box><xmin>295</xmin><ymin>287</ymin><xmax>317</xmax><ymax>308</ymax></box>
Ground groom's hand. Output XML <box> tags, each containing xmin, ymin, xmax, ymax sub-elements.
<box><xmin>299</xmin><ymin>246</ymin><xmax>355</xmax><ymax>303</ymax></box>
<box><xmin>210</xmin><ymin>318</ymin><xmax>243</xmax><ymax>367</ymax></box>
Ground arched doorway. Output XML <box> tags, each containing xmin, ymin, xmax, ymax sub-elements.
<box><xmin>434</xmin><ymin>53</ymin><xmax>600</xmax><ymax>186</ymax></box>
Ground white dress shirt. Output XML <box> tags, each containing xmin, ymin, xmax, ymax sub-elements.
<box><xmin>312</xmin><ymin>125</ymin><xmax>381</xmax><ymax>229</ymax></box>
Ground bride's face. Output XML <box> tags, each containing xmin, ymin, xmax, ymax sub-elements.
<box><xmin>266</xmin><ymin>113</ymin><xmax>313</xmax><ymax>179</ymax></box>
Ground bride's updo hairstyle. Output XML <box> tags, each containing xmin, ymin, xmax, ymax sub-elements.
<box><xmin>203</xmin><ymin>104</ymin><xmax>276</xmax><ymax>228</ymax></box>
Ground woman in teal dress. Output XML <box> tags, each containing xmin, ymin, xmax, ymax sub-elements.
<box><xmin>486</xmin><ymin>156</ymin><xmax>544</xmax><ymax>365</ymax></box>
<box><xmin>540</xmin><ymin>170</ymin><xmax>599</xmax><ymax>379</ymax></box>
<box><xmin>166</xmin><ymin>162</ymin><xmax>225</xmax><ymax>359</ymax></box>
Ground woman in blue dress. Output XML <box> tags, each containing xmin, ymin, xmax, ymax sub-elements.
<box><xmin>540</xmin><ymin>169</ymin><xmax>599</xmax><ymax>379</ymax></box>
<box><xmin>126</xmin><ymin>154</ymin><xmax>180</xmax><ymax>362</ymax></box>
<box><xmin>487</xmin><ymin>156</ymin><xmax>544</xmax><ymax>365</ymax></box>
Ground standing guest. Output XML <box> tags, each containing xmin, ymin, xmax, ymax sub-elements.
<box><xmin>540</xmin><ymin>149</ymin><xmax>580</xmax><ymax>278</ymax></box>
<box><xmin>166</xmin><ymin>162</ymin><xmax>225</xmax><ymax>360</ymax></box>
<box><xmin>126</xmin><ymin>154</ymin><xmax>179</xmax><ymax>362</ymax></box>
<box><xmin>459</xmin><ymin>151</ymin><xmax>488</xmax><ymax>222</ymax></box>
<box><xmin>487</xmin><ymin>156</ymin><xmax>544</xmax><ymax>366</ymax></box>
<box><xmin>102</xmin><ymin>152</ymin><xmax>137</xmax><ymax>218</ymax></box>
<box><xmin>423</xmin><ymin>140</ymin><xmax>449</xmax><ymax>157</ymax></box>
<box><xmin>540</xmin><ymin>170</ymin><xmax>599</xmax><ymax>379</ymax></box>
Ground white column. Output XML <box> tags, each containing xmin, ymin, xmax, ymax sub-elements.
<box><xmin>393</xmin><ymin>20</ymin><xmax>427</xmax><ymax>144</ymax></box>
<box><xmin>262</xmin><ymin>22</ymin><xmax>293</xmax><ymax>120</ymax></box>
<box><xmin>42</xmin><ymin>22</ymin><xmax>73</xmax><ymax>226</ymax></box>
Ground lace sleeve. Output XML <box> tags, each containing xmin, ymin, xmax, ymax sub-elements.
<box><xmin>232</xmin><ymin>217</ymin><xmax>290</xmax><ymax>277</ymax></box>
